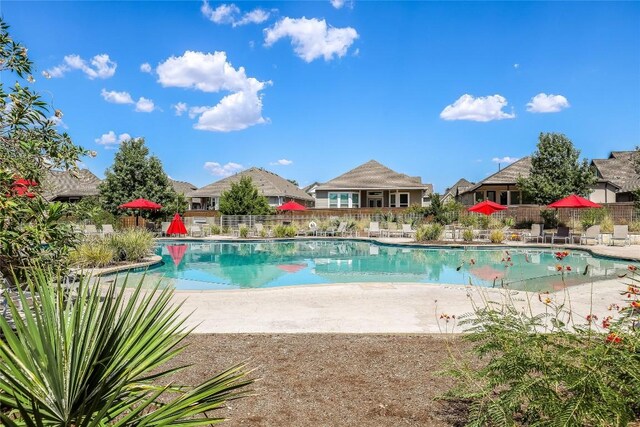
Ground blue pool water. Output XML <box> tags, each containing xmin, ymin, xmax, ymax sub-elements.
<box><xmin>105</xmin><ymin>240</ymin><xmax>638</xmax><ymax>291</ymax></box>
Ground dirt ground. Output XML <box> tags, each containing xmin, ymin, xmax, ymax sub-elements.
<box><xmin>165</xmin><ymin>334</ymin><xmax>472</xmax><ymax>427</ymax></box>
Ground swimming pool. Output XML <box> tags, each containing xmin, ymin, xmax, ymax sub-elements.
<box><xmin>102</xmin><ymin>240</ymin><xmax>639</xmax><ymax>292</ymax></box>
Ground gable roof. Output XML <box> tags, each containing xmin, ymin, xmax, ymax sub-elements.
<box><xmin>43</xmin><ymin>169</ymin><xmax>101</xmax><ymax>201</ymax></box>
<box><xmin>170</xmin><ymin>179</ymin><xmax>197</xmax><ymax>195</ymax></box>
<box><xmin>592</xmin><ymin>151</ymin><xmax>639</xmax><ymax>193</ymax></box>
<box><xmin>315</xmin><ymin>160</ymin><xmax>433</xmax><ymax>193</ymax></box>
<box><xmin>464</xmin><ymin>157</ymin><xmax>531</xmax><ymax>192</ymax></box>
<box><xmin>443</xmin><ymin>178</ymin><xmax>474</xmax><ymax>198</ymax></box>
<box><xmin>189</xmin><ymin>167</ymin><xmax>313</xmax><ymax>201</ymax></box>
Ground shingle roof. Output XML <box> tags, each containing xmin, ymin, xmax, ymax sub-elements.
<box><xmin>464</xmin><ymin>157</ymin><xmax>531</xmax><ymax>192</ymax></box>
<box><xmin>189</xmin><ymin>167</ymin><xmax>314</xmax><ymax>201</ymax></box>
<box><xmin>43</xmin><ymin>169</ymin><xmax>101</xmax><ymax>201</ymax></box>
<box><xmin>443</xmin><ymin>178</ymin><xmax>474</xmax><ymax>198</ymax></box>
<box><xmin>592</xmin><ymin>151</ymin><xmax>639</xmax><ymax>193</ymax></box>
<box><xmin>170</xmin><ymin>179</ymin><xmax>197</xmax><ymax>195</ymax></box>
<box><xmin>315</xmin><ymin>160</ymin><xmax>433</xmax><ymax>193</ymax></box>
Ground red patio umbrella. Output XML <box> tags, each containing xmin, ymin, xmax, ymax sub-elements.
<box><xmin>547</xmin><ymin>194</ymin><xmax>602</xmax><ymax>229</ymax></box>
<box><xmin>277</xmin><ymin>263</ymin><xmax>306</xmax><ymax>273</ymax></box>
<box><xmin>468</xmin><ymin>200</ymin><xmax>507</xmax><ymax>216</ymax></box>
<box><xmin>9</xmin><ymin>178</ymin><xmax>38</xmax><ymax>198</ymax></box>
<box><xmin>166</xmin><ymin>213</ymin><xmax>187</xmax><ymax>236</ymax></box>
<box><xmin>277</xmin><ymin>200</ymin><xmax>307</xmax><ymax>211</ymax></box>
<box><xmin>166</xmin><ymin>244</ymin><xmax>188</xmax><ymax>266</ymax></box>
<box><xmin>118</xmin><ymin>198</ymin><xmax>162</xmax><ymax>226</ymax></box>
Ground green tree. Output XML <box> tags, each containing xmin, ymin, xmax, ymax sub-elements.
<box><xmin>0</xmin><ymin>19</ymin><xmax>87</xmax><ymax>286</ymax></box>
<box><xmin>219</xmin><ymin>176</ymin><xmax>273</xmax><ymax>215</ymax></box>
<box><xmin>517</xmin><ymin>132</ymin><xmax>597</xmax><ymax>205</ymax></box>
<box><xmin>99</xmin><ymin>138</ymin><xmax>177</xmax><ymax>216</ymax></box>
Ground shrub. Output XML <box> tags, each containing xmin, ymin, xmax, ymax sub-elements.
<box><xmin>459</xmin><ymin>214</ymin><xmax>477</xmax><ymax>228</ymax></box>
<box><xmin>600</xmin><ymin>214</ymin><xmax>614</xmax><ymax>233</ymax></box>
<box><xmin>462</xmin><ymin>228</ymin><xmax>474</xmax><ymax>242</ymax></box>
<box><xmin>109</xmin><ymin>229</ymin><xmax>154</xmax><ymax>262</ymax></box>
<box><xmin>444</xmin><ymin>265</ymin><xmax>640</xmax><ymax>426</ymax></box>
<box><xmin>629</xmin><ymin>220</ymin><xmax>640</xmax><ymax>232</ymax></box>
<box><xmin>415</xmin><ymin>223</ymin><xmax>443</xmax><ymax>241</ymax></box>
<box><xmin>222</xmin><ymin>225</ymin><xmax>230</xmax><ymax>234</ymax></box>
<box><xmin>581</xmin><ymin>207</ymin><xmax>607</xmax><ymax>230</ymax></box>
<box><xmin>488</xmin><ymin>218</ymin><xmax>503</xmax><ymax>229</ymax></box>
<box><xmin>489</xmin><ymin>230</ymin><xmax>504</xmax><ymax>243</ymax></box>
<box><xmin>502</xmin><ymin>216</ymin><xmax>515</xmax><ymax>228</ymax></box>
<box><xmin>0</xmin><ymin>267</ymin><xmax>253</xmax><ymax>425</ymax></box>
<box><xmin>477</xmin><ymin>215</ymin><xmax>490</xmax><ymax>230</ymax></box>
<box><xmin>273</xmin><ymin>224</ymin><xmax>297</xmax><ymax>238</ymax></box>
<box><xmin>70</xmin><ymin>239</ymin><xmax>114</xmax><ymax>268</ymax></box>
<box><xmin>239</xmin><ymin>225</ymin><xmax>249</xmax><ymax>238</ymax></box>
<box><xmin>210</xmin><ymin>225</ymin><xmax>221</xmax><ymax>235</ymax></box>
<box><xmin>259</xmin><ymin>228</ymin><xmax>268</xmax><ymax>238</ymax></box>
<box><xmin>540</xmin><ymin>208</ymin><xmax>559</xmax><ymax>229</ymax></box>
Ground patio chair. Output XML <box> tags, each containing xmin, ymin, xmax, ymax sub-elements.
<box><xmin>386</xmin><ymin>223</ymin><xmax>403</xmax><ymax>238</ymax></box>
<box><xmin>254</xmin><ymin>223</ymin><xmax>270</xmax><ymax>237</ymax></box>
<box><xmin>402</xmin><ymin>224</ymin><xmax>416</xmax><ymax>238</ymax></box>
<box><xmin>101</xmin><ymin>224</ymin><xmax>114</xmax><ymax>236</ymax></box>
<box><xmin>522</xmin><ymin>223</ymin><xmax>544</xmax><ymax>243</ymax></box>
<box><xmin>161</xmin><ymin>222</ymin><xmax>171</xmax><ymax>236</ymax></box>
<box><xmin>368</xmin><ymin>222</ymin><xmax>381</xmax><ymax>237</ymax></box>
<box><xmin>611</xmin><ymin>225</ymin><xmax>630</xmax><ymax>246</ymax></box>
<box><xmin>580</xmin><ymin>225</ymin><xmax>601</xmax><ymax>245</ymax></box>
<box><xmin>189</xmin><ymin>225</ymin><xmax>203</xmax><ymax>237</ymax></box>
<box><xmin>550</xmin><ymin>226</ymin><xmax>571</xmax><ymax>244</ymax></box>
<box><xmin>84</xmin><ymin>224</ymin><xmax>98</xmax><ymax>236</ymax></box>
<box><xmin>336</xmin><ymin>221</ymin><xmax>355</xmax><ymax>237</ymax></box>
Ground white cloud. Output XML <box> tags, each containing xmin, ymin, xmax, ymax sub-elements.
<box><xmin>157</xmin><ymin>50</ymin><xmax>269</xmax><ymax>132</ymax></box>
<box><xmin>440</xmin><ymin>94</ymin><xmax>516</xmax><ymax>122</ymax></box>
<box><xmin>173</xmin><ymin>102</ymin><xmax>188</xmax><ymax>116</ymax></box>
<box><xmin>140</xmin><ymin>62</ymin><xmax>152</xmax><ymax>73</ymax></box>
<box><xmin>201</xmin><ymin>1</ymin><xmax>270</xmax><ymax>27</ymax></box>
<box><xmin>95</xmin><ymin>131</ymin><xmax>132</xmax><ymax>149</ymax></box>
<box><xmin>526</xmin><ymin>93</ymin><xmax>570</xmax><ymax>113</ymax></box>
<box><xmin>49</xmin><ymin>115</ymin><xmax>68</xmax><ymax>129</ymax></box>
<box><xmin>270</xmin><ymin>159</ymin><xmax>293</xmax><ymax>166</ymax></box>
<box><xmin>203</xmin><ymin>161</ymin><xmax>244</xmax><ymax>177</ymax></box>
<box><xmin>330</xmin><ymin>0</ymin><xmax>346</xmax><ymax>8</ymax></box>
<box><xmin>135</xmin><ymin>97</ymin><xmax>155</xmax><ymax>113</ymax></box>
<box><xmin>492</xmin><ymin>156</ymin><xmax>519</xmax><ymax>164</ymax></box>
<box><xmin>513</xmin><ymin>63</ymin><xmax>520</xmax><ymax>69</ymax></box>
<box><xmin>46</xmin><ymin>54</ymin><xmax>117</xmax><ymax>79</ymax></box>
<box><xmin>101</xmin><ymin>89</ymin><xmax>134</xmax><ymax>104</ymax></box>
<box><xmin>264</xmin><ymin>17</ymin><xmax>359</xmax><ymax>62</ymax></box>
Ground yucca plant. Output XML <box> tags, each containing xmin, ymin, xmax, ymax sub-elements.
<box><xmin>0</xmin><ymin>267</ymin><xmax>254</xmax><ymax>426</ymax></box>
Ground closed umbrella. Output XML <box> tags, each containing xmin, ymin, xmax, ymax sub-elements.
<box><xmin>118</xmin><ymin>198</ymin><xmax>163</xmax><ymax>227</ymax></box>
<box><xmin>468</xmin><ymin>200</ymin><xmax>507</xmax><ymax>216</ymax></box>
<box><xmin>547</xmin><ymin>194</ymin><xmax>602</xmax><ymax>229</ymax></box>
<box><xmin>167</xmin><ymin>213</ymin><xmax>187</xmax><ymax>236</ymax></box>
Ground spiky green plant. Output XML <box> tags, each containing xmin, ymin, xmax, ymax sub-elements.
<box><xmin>0</xmin><ymin>268</ymin><xmax>253</xmax><ymax>426</ymax></box>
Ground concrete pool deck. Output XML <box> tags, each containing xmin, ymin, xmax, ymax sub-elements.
<box><xmin>101</xmin><ymin>240</ymin><xmax>639</xmax><ymax>334</ymax></box>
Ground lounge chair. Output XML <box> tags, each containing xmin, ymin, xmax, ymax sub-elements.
<box><xmin>402</xmin><ymin>224</ymin><xmax>416</xmax><ymax>238</ymax></box>
<box><xmin>611</xmin><ymin>225</ymin><xmax>630</xmax><ymax>246</ymax></box>
<box><xmin>386</xmin><ymin>223</ymin><xmax>403</xmax><ymax>238</ymax></box>
<box><xmin>580</xmin><ymin>225</ymin><xmax>601</xmax><ymax>245</ymax></box>
<box><xmin>336</xmin><ymin>221</ymin><xmax>354</xmax><ymax>237</ymax></box>
<box><xmin>190</xmin><ymin>225</ymin><xmax>203</xmax><ymax>237</ymax></box>
<box><xmin>254</xmin><ymin>223</ymin><xmax>270</xmax><ymax>237</ymax></box>
<box><xmin>84</xmin><ymin>224</ymin><xmax>98</xmax><ymax>236</ymax></box>
<box><xmin>368</xmin><ymin>222</ymin><xmax>381</xmax><ymax>237</ymax></box>
<box><xmin>522</xmin><ymin>223</ymin><xmax>544</xmax><ymax>243</ymax></box>
<box><xmin>101</xmin><ymin>224</ymin><xmax>114</xmax><ymax>236</ymax></box>
<box><xmin>550</xmin><ymin>226</ymin><xmax>570</xmax><ymax>244</ymax></box>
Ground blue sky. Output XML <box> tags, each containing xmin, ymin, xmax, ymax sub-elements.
<box><xmin>3</xmin><ymin>1</ymin><xmax>639</xmax><ymax>192</ymax></box>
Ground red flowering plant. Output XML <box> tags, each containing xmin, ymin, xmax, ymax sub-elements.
<box><xmin>443</xmin><ymin>253</ymin><xmax>640</xmax><ymax>426</ymax></box>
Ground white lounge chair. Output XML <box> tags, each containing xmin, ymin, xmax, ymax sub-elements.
<box><xmin>402</xmin><ymin>224</ymin><xmax>416</xmax><ymax>238</ymax></box>
<box><xmin>368</xmin><ymin>222</ymin><xmax>381</xmax><ymax>237</ymax></box>
<box><xmin>190</xmin><ymin>225</ymin><xmax>203</xmax><ymax>237</ymax></box>
<box><xmin>580</xmin><ymin>225</ymin><xmax>601</xmax><ymax>245</ymax></box>
<box><xmin>386</xmin><ymin>223</ymin><xmax>403</xmax><ymax>237</ymax></box>
<box><xmin>611</xmin><ymin>225</ymin><xmax>630</xmax><ymax>246</ymax></box>
<box><xmin>101</xmin><ymin>224</ymin><xmax>114</xmax><ymax>236</ymax></box>
<box><xmin>522</xmin><ymin>224</ymin><xmax>544</xmax><ymax>243</ymax></box>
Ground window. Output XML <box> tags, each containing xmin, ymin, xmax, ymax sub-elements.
<box><xmin>511</xmin><ymin>191</ymin><xmax>521</xmax><ymax>205</ymax></box>
<box><xmin>399</xmin><ymin>193</ymin><xmax>409</xmax><ymax>207</ymax></box>
<box><xmin>486</xmin><ymin>191</ymin><xmax>496</xmax><ymax>202</ymax></box>
<box><xmin>522</xmin><ymin>192</ymin><xmax>535</xmax><ymax>204</ymax></box>
<box><xmin>328</xmin><ymin>192</ymin><xmax>359</xmax><ymax>208</ymax></box>
<box><xmin>499</xmin><ymin>191</ymin><xmax>508</xmax><ymax>205</ymax></box>
<box><xmin>389</xmin><ymin>192</ymin><xmax>410</xmax><ymax>208</ymax></box>
<box><xmin>329</xmin><ymin>193</ymin><xmax>338</xmax><ymax>208</ymax></box>
<box><xmin>475</xmin><ymin>191</ymin><xmax>485</xmax><ymax>203</ymax></box>
<box><xmin>390</xmin><ymin>193</ymin><xmax>396</xmax><ymax>207</ymax></box>
<box><xmin>367</xmin><ymin>191</ymin><xmax>383</xmax><ymax>208</ymax></box>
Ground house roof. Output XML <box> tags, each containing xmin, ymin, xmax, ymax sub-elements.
<box><xmin>464</xmin><ymin>157</ymin><xmax>532</xmax><ymax>192</ymax></box>
<box><xmin>443</xmin><ymin>178</ymin><xmax>474</xmax><ymax>198</ymax></box>
<box><xmin>170</xmin><ymin>179</ymin><xmax>197</xmax><ymax>195</ymax></box>
<box><xmin>43</xmin><ymin>169</ymin><xmax>101</xmax><ymax>201</ymax></box>
<box><xmin>592</xmin><ymin>150</ymin><xmax>639</xmax><ymax>193</ymax></box>
<box><xmin>302</xmin><ymin>181</ymin><xmax>320</xmax><ymax>193</ymax></box>
<box><xmin>189</xmin><ymin>167</ymin><xmax>314</xmax><ymax>201</ymax></box>
<box><xmin>315</xmin><ymin>160</ymin><xmax>433</xmax><ymax>193</ymax></box>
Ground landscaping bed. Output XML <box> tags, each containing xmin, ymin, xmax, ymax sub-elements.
<box><xmin>163</xmin><ymin>334</ymin><xmax>472</xmax><ymax>426</ymax></box>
